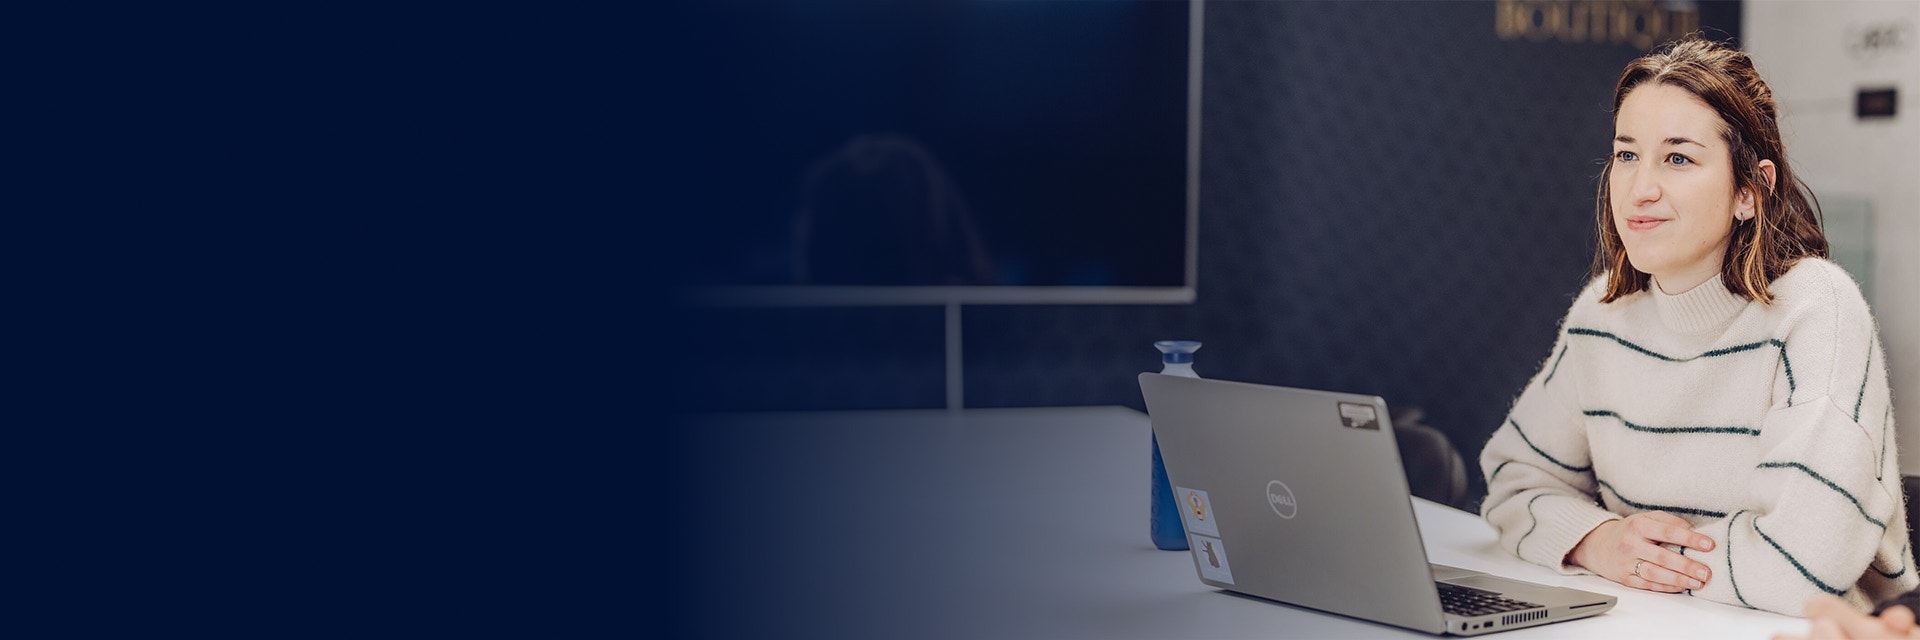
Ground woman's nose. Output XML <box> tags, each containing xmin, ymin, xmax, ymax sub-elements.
<box><xmin>1627</xmin><ymin>167</ymin><xmax>1661</xmax><ymax>206</ymax></box>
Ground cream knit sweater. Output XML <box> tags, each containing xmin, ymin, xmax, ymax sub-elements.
<box><xmin>1479</xmin><ymin>258</ymin><xmax>1914</xmax><ymax>616</ymax></box>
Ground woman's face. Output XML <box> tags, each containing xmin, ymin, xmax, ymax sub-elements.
<box><xmin>1608</xmin><ymin>83</ymin><xmax>1754</xmax><ymax>293</ymax></box>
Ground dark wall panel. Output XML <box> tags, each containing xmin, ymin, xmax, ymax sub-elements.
<box><xmin>680</xmin><ymin>1</ymin><xmax>1742</xmax><ymax>505</ymax></box>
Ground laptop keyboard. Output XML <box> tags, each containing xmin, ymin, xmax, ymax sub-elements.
<box><xmin>1436</xmin><ymin>582</ymin><xmax>1542</xmax><ymax>617</ymax></box>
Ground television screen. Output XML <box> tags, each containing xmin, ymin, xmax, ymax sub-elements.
<box><xmin>685</xmin><ymin>0</ymin><xmax>1197</xmax><ymax>302</ymax></box>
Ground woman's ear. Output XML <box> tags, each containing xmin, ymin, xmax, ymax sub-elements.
<box><xmin>1737</xmin><ymin>159</ymin><xmax>1779</xmax><ymax>221</ymax></box>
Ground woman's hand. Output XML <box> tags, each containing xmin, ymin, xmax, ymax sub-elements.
<box><xmin>1567</xmin><ymin>511</ymin><xmax>1716</xmax><ymax>592</ymax></box>
<box><xmin>1772</xmin><ymin>595</ymin><xmax>1919</xmax><ymax>639</ymax></box>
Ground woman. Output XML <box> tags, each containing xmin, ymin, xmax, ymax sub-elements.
<box><xmin>1477</xmin><ymin>38</ymin><xmax>1914</xmax><ymax>617</ymax></box>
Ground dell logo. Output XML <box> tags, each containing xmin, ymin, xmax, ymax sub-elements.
<box><xmin>1267</xmin><ymin>480</ymin><xmax>1297</xmax><ymax>519</ymax></box>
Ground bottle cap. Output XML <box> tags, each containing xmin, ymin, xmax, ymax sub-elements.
<box><xmin>1153</xmin><ymin>340</ymin><xmax>1202</xmax><ymax>364</ymax></box>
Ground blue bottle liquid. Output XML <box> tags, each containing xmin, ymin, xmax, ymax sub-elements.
<box><xmin>1150</xmin><ymin>340</ymin><xmax>1201</xmax><ymax>551</ymax></box>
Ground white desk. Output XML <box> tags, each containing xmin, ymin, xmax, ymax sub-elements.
<box><xmin>680</xmin><ymin>406</ymin><xmax>1808</xmax><ymax>638</ymax></box>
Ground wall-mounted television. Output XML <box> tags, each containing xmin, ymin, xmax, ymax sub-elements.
<box><xmin>688</xmin><ymin>0</ymin><xmax>1201</xmax><ymax>307</ymax></box>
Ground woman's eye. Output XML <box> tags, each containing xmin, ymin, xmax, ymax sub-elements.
<box><xmin>1667</xmin><ymin>153</ymin><xmax>1692</xmax><ymax>166</ymax></box>
<box><xmin>1615</xmin><ymin>150</ymin><xmax>1637</xmax><ymax>162</ymax></box>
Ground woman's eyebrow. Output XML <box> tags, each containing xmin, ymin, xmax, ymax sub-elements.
<box><xmin>1613</xmin><ymin>135</ymin><xmax>1709</xmax><ymax>148</ymax></box>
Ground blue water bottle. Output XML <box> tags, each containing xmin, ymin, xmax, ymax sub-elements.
<box><xmin>1151</xmin><ymin>340</ymin><xmax>1201</xmax><ymax>551</ymax></box>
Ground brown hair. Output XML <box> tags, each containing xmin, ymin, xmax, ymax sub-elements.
<box><xmin>1593</xmin><ymin>38</ymin><xmax>1827</xmax><ymax>304</ymax></box>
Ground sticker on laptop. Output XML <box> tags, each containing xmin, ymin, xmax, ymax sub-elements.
<box><xmin>1175</xmin><ymin>486</ymin><xmax>1219</xmax><ymax>536</ymax></box>
<box><xmin>1337</xmin><ymin>402</ymin><xmax>1379</xmax><ymax>430</ymax></box>
<box><xmin>1190</xmin><ymin>534</ymin><xmax>1235</xmax><ymax>584</ymax></box>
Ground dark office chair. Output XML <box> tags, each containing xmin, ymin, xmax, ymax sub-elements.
<box><xmin>1905</xmin><ymin>476</ymin><xmax>1920</xmax><ymax>561</ymax></box>
<box><xmin>1392</xmin><ymin>407</ymin><xmax>1471</xmax><ymax>510</ymax></box>
<box><xmin>1870</xmin><ymin>475</ymin><xmax>1920</xmax><ymax>615</ymax></box>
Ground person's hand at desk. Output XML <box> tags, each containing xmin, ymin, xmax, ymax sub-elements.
<box><xmin>1568</xmin><ymin>511</ymin><xmax>1716</xmax><ymax>592</ymax></box>
<box><xmin>1775</xmin><ymin>596</ymin><xmax>1920</xmax><ymax>640</ymax></box>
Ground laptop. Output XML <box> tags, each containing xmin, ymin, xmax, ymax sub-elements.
<box><xmin>1138</xmin><ymin>373</ymin><xmax>1616</xmax><ymax>635</ymax></box>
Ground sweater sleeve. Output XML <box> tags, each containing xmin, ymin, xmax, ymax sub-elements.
<box><xmin>1480</xmin><ymin>285</ymin><xmax>1619</xmax><ymax>575</ymax></box>
<box><xmin>1678</xmin><ymin>265</ymin><xmax>1914</xmax><ymax>616</ymax></box>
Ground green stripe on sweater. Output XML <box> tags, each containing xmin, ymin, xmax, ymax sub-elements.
<box><xmin>1596</xmin><ymin>479</ymin><xmax>1726</xmax><ymax>518</ymax></box>
<box><xmin>1566</xmin><ymin>328</ymin><xmax>1797</xmax><ymax>404</ymax></box>
<box><xmin>1883</xmin><ymin>404</ymin><xmax>1894</xmax><ymax>481</ymax></box>
<box><xmin>1566</xmin><ymin>328</ymin><xmax>1773</xmax><ymax>361</ymax></box>
<box><xmin>1515</xmin><ymin>492</ymin><xmax>1551</xmax><ymax>558</ymax></box>
<box><xmin>1756</xmin><ymin>461</ymin><xmax>1888</xmax><ymax>530</ymax></box>
<box><xmin>1753</xmin><ymin>518</ymin><xmax>1848</xmax><ymax>596</ymax></box>
<box><xmin>1855</xmin><ymin>342</ymin><xmax>1873</xmax><ymax>421</ymax></box>
<box><xmin>1544</xmin><ymin>343</ymin><xmax>1569</xmax><ymax>385</ymax></box>
<box><xmin>1583</xmin><ymin>410</ymin><xmax>1759</xmax><ymax>436</ymax></box>
<box><xmin>1873</xmin><ymin>541</ymin><xmax>1909</xmax><ymax>580</ymax></box>
<box><xmin>1780</xmin><ymin>348</ymin><xmax>1798</xmax><ymax>406</ymax></box>
<box><xmin>1486</xmin><ymin>460</ymin><xmax>1512</xmax><ymax>487</ymax></box>
<box><xmin>1508</xmin><ymin>418</ymin><xmax>1591</xmax><ymax>473</ymax></box>
<box><xmin>1727</xmin><ymin>510</ymin><xmax>1754</xmax><ymax>609</ymax></box>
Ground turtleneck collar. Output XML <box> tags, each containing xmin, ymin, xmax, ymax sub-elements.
<box><xmin>1651</xmin><ymin>273</ymin><xmax>1749</xmax><ymax>334</ymax></box>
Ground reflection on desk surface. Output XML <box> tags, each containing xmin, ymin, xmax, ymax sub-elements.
<box><xmin>668</xmin><ymin>407</ymin><xmax>1801</xmax><ymax>639</ymax></box>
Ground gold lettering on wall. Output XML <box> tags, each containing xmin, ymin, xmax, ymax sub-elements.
<box><xmin>1496</xmin><ymin>0</ymin><xmax>1700</xmax><ymax>50</ymax></box>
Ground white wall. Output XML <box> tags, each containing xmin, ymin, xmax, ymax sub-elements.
<box><xmin>1746</xmin><ymin>2</ymin><xmax>1920</xmax><ymax>472</ymax></box>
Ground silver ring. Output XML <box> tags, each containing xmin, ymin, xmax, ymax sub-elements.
<box><xmin>1632</xmin><ymin>559</ymin><xmax>1646</xmax><ymax>579</ymax></box>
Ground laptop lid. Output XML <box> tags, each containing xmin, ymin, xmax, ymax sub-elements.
<box><xmin>1139</xmin><ymin>372</ymin><xmax>1449</xmax><ymax>634</ymax></box>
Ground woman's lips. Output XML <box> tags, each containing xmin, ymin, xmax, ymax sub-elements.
<box><xmin>1626</xmin><ymin>217</ymin><xmax>1668</xmax><ymax>232</ymax></box>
